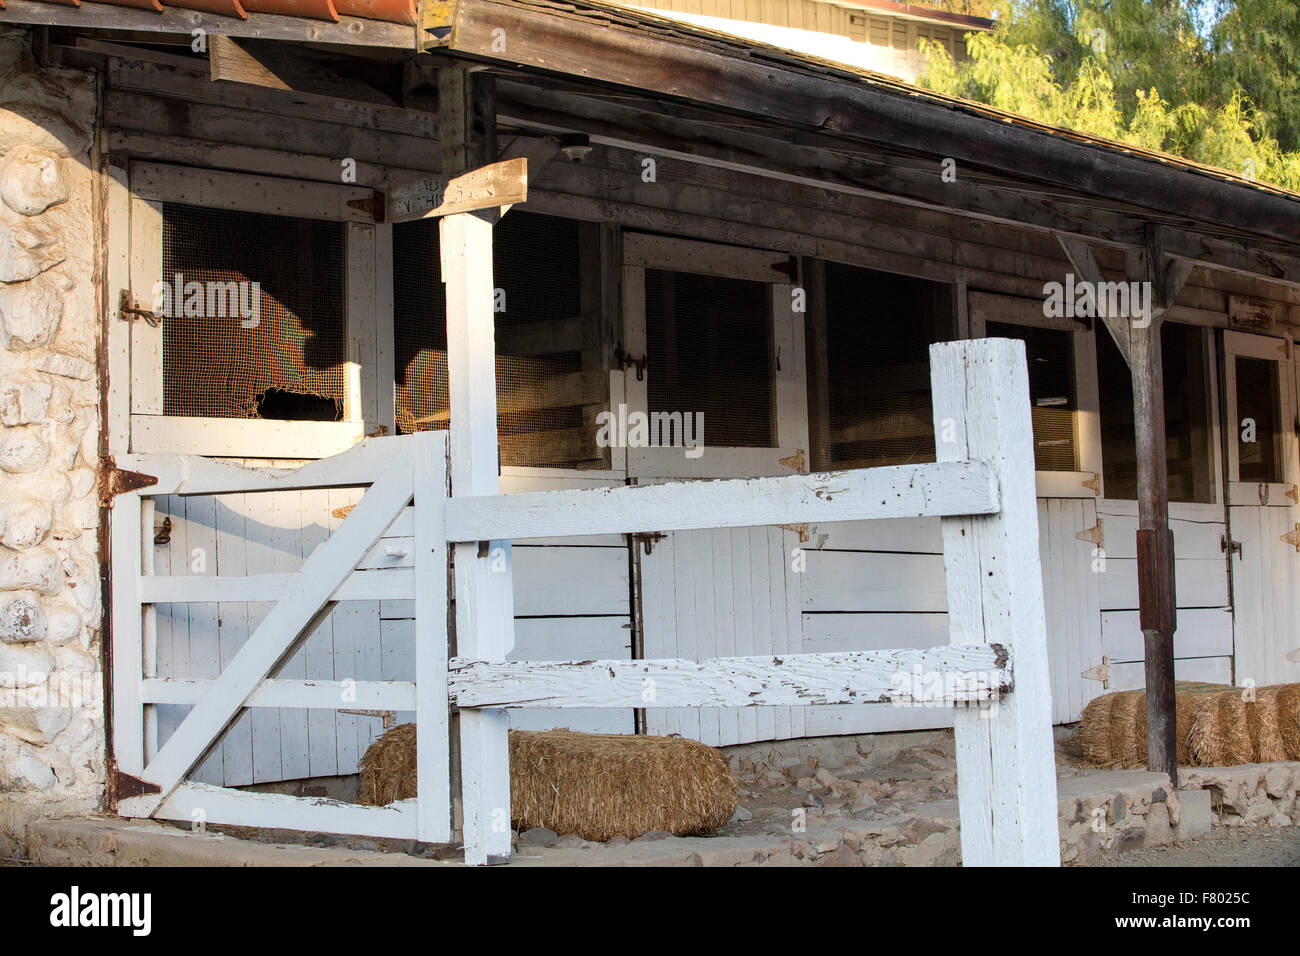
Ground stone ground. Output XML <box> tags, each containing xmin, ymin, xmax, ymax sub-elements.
<box><xmin>1104</xmin><ymin>825</ymin><xmax>1300</xmax><ymax>867</ymax></box>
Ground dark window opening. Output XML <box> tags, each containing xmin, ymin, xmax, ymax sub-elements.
<box><xmin>1096</xmin><ymin>322</ymin><xmax>1214</xmax><ymax>502</ymax></box>
<box><xmin>392</xmin><ymin>211</ymin><xmax>604</xmax><ymax>469</ymax></box>
<box><xmin>1235</xmin><ymin>355</ymin><xmax>1284</xmax><ymax>485</ymax></box>
<box><xmin>811</xmin><ymin>262</ymin><xmax>955</xmax><ymax>470</ymax></box>
<box><xmin>986</xmin><ymin>322</ymin><xmax>1078</xmax><ymax>472</ymax></box>
<box><xmin>160</xmin><ymin>204</ymin><xmax>347</xmax><ymax>420</ymax></box>
<box><xmin>644</xmin><ymin>269</ymin><xmax>774</xmax><ymax>448</ymax></box>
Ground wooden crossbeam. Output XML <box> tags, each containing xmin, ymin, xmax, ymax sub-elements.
<box><xmin>449</xmin><ymin>646</ymin><xmax>1011</xmax><ymax>709</ymax></box>
<box><xmin>444</xmin><ymin>460</ymin><xmax>999</xmax><ymax>542</ymax></box>
<box><xmin>141</xmin><ymin>678</ymin><xmax>417</xmax><ymax>710</ymax></box>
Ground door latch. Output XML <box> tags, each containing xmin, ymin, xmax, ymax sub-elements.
<box><xmin>637</xmin><ymin>531</ymin><xmax>665</xmax><ymax>555</ymax></box>
<box><xmin>1222</xmin><ymin>534</ymin><xmax>1243</xmax><ymax>558</ymax></box>
<box><xmin>615</xmin><ymin>347</ymin><xmax>649</xmax><ymax>381</ymax></box>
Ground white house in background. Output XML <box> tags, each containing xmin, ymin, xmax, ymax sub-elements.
<box><xmin>620</xmin><ymin>0</ymin><xmax>993</xmax><ymax>81</ymax></box>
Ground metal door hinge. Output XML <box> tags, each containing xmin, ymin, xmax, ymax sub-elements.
<box><xmin>1281</xmin><ymin>524</ymin><xmax>1300</xmax><ymax>552</ymax></box>
<box><xmin>107</xmin><ymin>760</ymin><xmax>161</xmax><ymax>811</ymax></box>
<box><xmin>346</xmin><ymin>193</ymin><xmax>386</xmax><ymax>222</ymax></box>
<box><xmin>1286</xmin><ymin>484</ymin><xmax>1299</xmax><ymax>505</ymax></box>
<box><xmin>99</xmin><ymin>458</ymin><xmax>158</xmax><ymax>506</ymax></box>
<box><xmin>779</xmin><ymin>448</ymin><xmax>806</xmax><ymax>473</ymax></box>
<box><xmin>339</xmin><ymin>709</ymin><xmax>398</xmax><ymax>729</ymax></box>
<box><xmin>777</xmin><ymin>523</ymin><xmax>810</xmax><ymax>542</ymax></box>
<box><xmin>1222</xmin><ymin>534</ymin><xmax>1243</xmax><ymax>557</ymax></box>
<box><xmin>1081</xmin><ymin>473</ymin><xmax>1101</xmax><ymax>495</ymax></box>
<box><xmin>1076</xmin><ymin>518</ymin><xmax>1104</xmax><ymax>549</ymax></box>
<box><xmin>1081</xmin><ymin>656</ymin><xmax>1110</xmax><ymax>690</ymax></box>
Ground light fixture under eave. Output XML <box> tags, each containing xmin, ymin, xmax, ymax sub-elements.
<box><xmin>560</xmin><ymin>133</ymin><xmax>593</xmax><ymax>163</ymax></box>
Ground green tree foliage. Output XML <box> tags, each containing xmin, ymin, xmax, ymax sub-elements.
<box><xmin>913</xmin><ymin>0</ymin><xmax>1300</xmax><ymax>190</ymax></box>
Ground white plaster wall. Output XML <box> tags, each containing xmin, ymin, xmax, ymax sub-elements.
<box><xmin>0</xmin><ymin>26</ymin><xmax>104</xmax><ymax>799</ymax></box>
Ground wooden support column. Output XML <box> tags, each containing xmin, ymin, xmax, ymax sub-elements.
<box><xmin>440</xmin><ymin>64</ymin><xmax>515</xmax><ymax>866</ymax></box>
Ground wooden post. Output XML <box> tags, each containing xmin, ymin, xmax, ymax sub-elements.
<box><xmin>932</xmin><ymin>338</ymin><xmax>1059</xmax><ymax>866</ymax></box>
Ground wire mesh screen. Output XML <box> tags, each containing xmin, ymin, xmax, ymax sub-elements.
<box><xmin>161</xmin><ymin>204</ymin><xmax>346</xmax><ymax>421</ymax></box>
<box><xmin>644</xmin><ymin>269</ymin><xmax>774</xmax><ymax>448</ymax></box>
<box><xmin>985</xmin><ymin>321</ymin><xmax>1077</xmax><ymax>472</ymax></box>
<box><xmin>815</xmin><ymin>262</ymin><xmax>954</xmax><ymax>470</ymax></box>
<box><xmin>392</xmin><ymin>211</ymin><xmax>601</xmax><ymax>468</ymax></box>
<box><xmin>1096</xmin><ymin>322</ymin><xmax>1215</xmax><ymax>501</ymax></box>
<box><xmin>1234</xmin><ymin>355</ymin><xmax>1283</xmax><ymax>486</ymax></box>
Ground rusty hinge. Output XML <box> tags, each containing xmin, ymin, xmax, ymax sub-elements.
<box><xmin>340</xmin><ymin>709</ymin><xmax>398</xmax><ymax>729</ymax></box>
<box><xmin>346</xmin><ymin>193</ymin><xmax>386</xmax><ymax>223</ymax></box>
<box><xmin>107</xmin><ymin>759</ymin><xmax>161</xmax><ymax>811</ymax></box>
<box><xmin>1075</xmin><ymin>517</ymin><xmax>1104</xmax><ymax>549</ymax></box>
<box><xmin>637</xmin><ymin>531</ymin><xmax>665</xmax><ymax>555</ymax></box>
<box><xmin>98</xmin><ymin>457</ymin><xmax>158</xmax><ymax>507</ymax></box>
<box><xmin>1081</xmin><ymin>656</ymin><xmax>1110</xmax><ymax>690</ymax></box>
<box><xmin>777</xmin><ymin>523</ymin><xmax>811</xmax><ymax>543</ymax></box>
<box><xmin>779</xmin><ymin>448</ymin><xmax>806</xmax><ymax>473</ymax></box>
<box><xmin>1081</xmin><ymin>473</ymin><xmax>1101</xmax><ymax>495</ymax></box>
<box><xmin>117</xmin><ymin>288</ymin><xmax>161</xmax><ymax>327</ymax></box>
<box><xmin>1280</xmin><ymin>524</ymin><xmax>1300</xmax><ymax>552</ymax></box>
<box><xmin>1222</xmin><ymin>534</ymin><xmax>1243</xmax><ymax>558</ymax></box>
<box><xmin>770</xmin><ymin>256</ymin><xmax>798</xmax><ymax>280</ymax></box>
<box><xmin>1286</xmin><ymin>484</ymin><xmax>1299</xmax><ymax>505</ymax></box>
<box><xmin>614</xmin><ymin>347</ymin><xmax>649</xmax><ymax>381</ymax></box>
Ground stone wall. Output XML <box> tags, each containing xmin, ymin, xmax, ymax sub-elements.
<box><xmin>0</xmin><ymin>26</ymin><xmax>104</xmax><ymax>801</ymax></box>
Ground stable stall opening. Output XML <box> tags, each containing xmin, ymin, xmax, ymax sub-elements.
<box><xmin>392</xmin><ymin>211</ymin><xmax>608</xmax><ymax>469</ymax></box>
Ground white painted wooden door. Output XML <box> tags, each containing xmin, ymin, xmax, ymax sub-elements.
<box><xmin>621</xmin><ymin>234</ymin><xmax>808</xmax><ymax>745</ymax></box>
<box><xmin>1224</xmin><ymin>330</ymin><xmax>1300</xmax><ymax>687</ymax></box>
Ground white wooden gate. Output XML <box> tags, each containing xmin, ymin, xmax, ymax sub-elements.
<box><xmin>111</xmin><ymin>339</ymin><xmax>1059</xmax><ymax>866</ymax></box>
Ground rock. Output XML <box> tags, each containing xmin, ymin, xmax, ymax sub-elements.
<box><xmin>795</xmin><ymin>776</ymin><xmax>815</xmax><ymax>791</ymax></box>
<box><xmin>0</xmin><ymin>705</ymin><xmax>73</xmax><ymax>745</ymax></box>
<box><xmin>0</xmin><ymin>493</ymin><xmax>52</xmax><ymax>551</ymax></box>
<box><xmin>0</xmin><ymin>550</ymin><xmax>61</xmax><ymax>594</ymax></box>
<box><xmin>554</xmin><ymin>834</ymin><xmax>587</xmax><ymax>849</ymax></box>
<box><xmin>606</xmin><ymin>835</ymin><xmax>629</xmax><ymax>847</ymax></box>
<box><xmin>817</xmin><ymin>844</ymin><xmax>863</xmax><ymax>867</ymax></box>
<box><xmin>33</xmin><ymin>351</ymin><xmax>93</xmax><ymax>381</ymax></box>
<box><xmin>762</xmin><ymin>770</ymin><xmax>786</xmax><ymax>787</ymax></box>
<box><xmin>517</xmin><ymin>827</ymin><xmax>558</xmax><ymax>847</ymax></box>
<box><xmin>1143</xmin><ymin>803</ymin><xmax>1172</xmax><ymax>847</ymax></box>
<box><xmin>0</xmin><ymin>592</ymin><xmax>45</xmax><ymax>643</ymax></box>
<box><xmin>902</xmin><ymin>817</ymin><xmax>950</xmax><ymax>845</ymax></box>
<box><xmin>729</xmin><ymin>806</ymin><xmax>753</xmax><ymax>824</ymax></box>
<box><xmin>0</xmin><ymin>377</ymin><xmax>51</xmax><ymax>426</ymax></box>
<box><xmin>0</xmin><ymin>426</ymin><xmax>49</xmax><ymax>474</ymax></box>
<box><xmin>1243</xmin><ymin>798</ymin><xmax>1275</xmax><ymax>826</ymax></box>
<box><xmin>1263</xmin><ymin>766</ymin><xmax>1293</xmax><ymax>799</ymax></box>
<box><xmin>813</xmin><ymin>767</ymin><xmax>838</xmax><ymax>788</ymax></box>
<box><xmin>0</xmin><ymin>147</ymin><xmax>68</xmax><ymax>216</ymax></box>
<box><xmin>851</xmin><ymin>790</ymin><xmax>878</xmax><ymax>813</ymax></box>
<box><xmin>0</xmin><ymin>641</ymin><xmax>52</xmax><ymax>687</ymax></box>
<box><xmin>636</xmin><ymin>830</ymin><xmax>671</xmax><ymax>842</ymax></box>
<box><xmin>0</xmin><ymin>222</ymin><xmax>65</xmax><ymax>282</ymax></box>
<box><xmin>1075</xmin><ymin>829</ymin><xmax>1101</xmax><ymax>866</ymax></box>
<box><xmin>1114</xmin><ymin>826</ymin><xmax>1145</xmax><ymax>853</ymax></box>
<box><xmin>802</xmin><ymin>792</ymin><xmax>823</xmax><ymax>808</ymax></box>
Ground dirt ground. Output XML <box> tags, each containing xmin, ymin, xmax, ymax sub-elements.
<box><xmin>1104</xmin><ymin>825</ymin><xmax>1300</xmax><ymax>867</ymax></box>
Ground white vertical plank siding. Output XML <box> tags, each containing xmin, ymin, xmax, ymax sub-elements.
<box><xmin>300</xmin><ymin>488</ymin><xmax>340</xmax><ymax>778</ymax></box>
<box><xmin>215</xmin><ymin>493</ymin><xmax>254</xmax><ymax>786</ymax></box>
<box><xmin>110</xmin><ymin>492</ymin><xmax>145</xmax><ymax>776</ymax></box>
<box><xmin>932</xmin><ymin>338</ymin><xmax>1059</xmax><ymax>867</ymax></box>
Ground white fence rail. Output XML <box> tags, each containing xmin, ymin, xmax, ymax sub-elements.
<box><xmin>110</xmin><ymin>338</ymin><xmax>1058</xmax><ymax>866</ymax></box>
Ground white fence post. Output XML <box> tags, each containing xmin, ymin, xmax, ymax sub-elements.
<box><xmin>413</xmin><ymin>431</ymin><xmax>452</xmax><ymax>844</ymax></box>
<box><xmin>931</xmin><ymin>338</ymin><xmax>1060</xmax><ymax>866</ymax></box>
<box><xmin>442</xmin><ymin>210</ymin><xmax>515</xmax><ymax>865</ymax></box>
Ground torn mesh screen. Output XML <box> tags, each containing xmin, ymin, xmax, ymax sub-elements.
<box><xmin>1096</xmin><ymin>322</ymin><xmax>1215</xmax><ymax>502</ymax></box>
<box><xmin>1234</xmin><ymin>355</ymin><xmax>1284</xmax><ymax>485</ymax></box>
<box><xmin>985</xmin><ymin>321</ymin><xmax>1077</xmax><ymax>471</ymax></box>
<box><xmin>393</xmin><ymin>211</ymin><xmax>599</xmax><ymax>468</ymax></box>
<box><xmin>644</xmin><ymin>269</ymin><xmax>773</xmax><ymax>448</ymax></box>
<box><xmin>160</xmin><ymin>203</ymin><xmax>346</xmax><ymax>420</ymax></box>
<box><xmin>816</xmin><ymin>262</ymin><xmax>953</xmax><ymax>470</ymax></box>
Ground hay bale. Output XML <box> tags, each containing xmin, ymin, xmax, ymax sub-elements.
<box><xmin>1107</xmin><ymin>690</ymin><xmax>1146</xmax><ymax>767</ymax></box>
<box><xmin>1078</xmin><ymin>682</ymin><xmax>1230</xmax><ymax>768</ymax></box>
<box><xmin>1189</xmin><ymin>692</ymin><xmax>1254</xmax><ymax>766</ymax></box>
<box><xmin>510</xmin><ymin>729</ymin><xmax>737</xmax><ymax>842</ymax></box>
<box><xmin>1247</xmin><ymin>686</ymin><xmax>1287</xmax><ymax>763</ymax></box>
<box><xmin>1079</xmin><ymin>693</ymin><xmax>1117</xmax><ymax>764</ymax></box>
<box><xmin>358</xmin><ymin>724</ymin><xmax>738</xmax><ymax>843</ymax></box>
<box><xmin>1279</xmin><ymin>684</ymin><xmax>1300</xmax><ymax>760</ymax></box>
<box><xmin>358</xmin><ymin>722</ymin><xmax>417</xmax><ymax>806</ymax></box>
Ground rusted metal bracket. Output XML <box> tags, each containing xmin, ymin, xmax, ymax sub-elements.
<box><xmin>1222</xmin><ymin>534</ymin><xmax>1243</xmax><ymax>558</ymax></box>
<box><xmin>1075</xmin><ymin>517</ymin><xmax>1104</xmax><ymax>549</ymax></box>
<box><xmin>779</xmin><ymin>448</ymin><xmax>806</xmax><ymax>473</ymax></box>
<box><xmin>117</xmin><ymin>289</ymin><xmax>161</xmax><ymax>327</ymax></box>
<box><xmin>1081</xmin><ymin>655</ymin><xmax>1110</xmax><ymax>690</ymax></box>
<box><xmin>340</xmin><ymin>709</ymin><xmax>398</xmax><ymax>729</ymax></box>
<box><xmin>638</xmin><ymin>531</ymin><xmax>665</xmax><ymax>556</ymax></box>
<box><xmin>777</xmin><ymin>522</ymin><xmax>811</xmax><ymax>543</ymax></box>
<box><xmin>98</xmin><ymin>457</ymin><xmax>158</xmax><ymax>507</ymax></box>
<box><xmin>346</xmin><ymin>193</ymin><xmax>386</xmax><ymax>223</ymax></box>
<box><xmin>1286</xmin><ymin>484</ymin><xmax>1299</xmax><ymax>505</ymax></box>
<box><xmin>107</xmin><ymin>759</ymin><xmax>161</xmax><ymax>812</ymax></box>
<box><xmin>614</xmin><ymin>347</ymin><xmax>649</xmax><ymax>381</ymax></box>
<box><xmin>1280</xmin><ymin>524</ymin><xmax>1300</xmax><ymax>553</ymax></box>
<box><xmin>1081</xmin><ymin>473</ymin><xmax>1101</xmax><ymax>495</ymax></box>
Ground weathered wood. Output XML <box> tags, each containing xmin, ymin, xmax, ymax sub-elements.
<box><xmin>138</xmin><ymin>569</ymin><xmax>414</xmax><ymax>604</ymax></box>
<box><xmin>110</xmin><ymin>493</ymin><xmax>146</xmax><ymax>778</ymax></box>
<box><xmin>450</xmin><ymin>646</ymin><xmax>1011</xmax><ymax>709</ymax></box>
<box><xmin>387</xmin><ymin>157</ymin><xmax>527</xmax><ymax>223</ymax></box>
<box><xmin>209</xmin><ymin>35</ymin><xmax>401</xmax><ymax>107</ymax></box>
<box><xmin>932</xmin><ymin>337</ymin><xmax>1059</xmax><ymax>866</ymax></box>
<box><xmin>129</xmin><ymin>449</ymin><xmax>417</xmax><ymax>812</ymax></box>
<box><xmin>142</xmin><ymin>677</ymin><xmax>416</xmax><ymax>710</ymax></box>
<box><xmin>131</xmin><ymin>783</ymin><xmax>418</xmax><ymax>840</ymax></box>
<box><xmin>444</xmin><ymin>461</ymin><xmax>1000</xmax><ymax>541</ymax></box>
